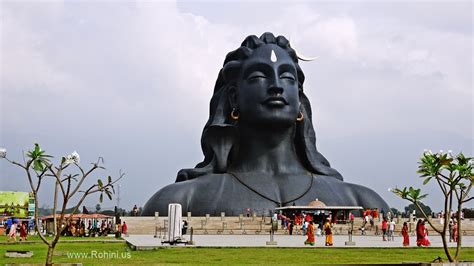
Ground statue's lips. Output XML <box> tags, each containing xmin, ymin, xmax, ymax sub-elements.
<box><xmin>262</xmin><ymin>96</ymin><xmax>288</xmax><ymax>107</ymax></box>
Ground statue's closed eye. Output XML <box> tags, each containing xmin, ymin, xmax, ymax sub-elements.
<box><xmin>280</xmin><ymin>72</ymin><xmax>296</xmax><ymax>81</ymax></box>
<box><xmin>247</xmin><ymin>71</ymin><xmax>267</xmax><ymax>81</ymax></box>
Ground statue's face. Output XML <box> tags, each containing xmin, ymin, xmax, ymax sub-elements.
<box><xmin>236</xmin><ymin>44</ymin><xmax>300</xmax><ymax>128</ymax></box>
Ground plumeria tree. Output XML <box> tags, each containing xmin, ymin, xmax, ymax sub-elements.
<box><xmin>391</xmin><ymin>150</ymin><xmax>473</xmax><ymax>262</ymax></box>
<box><xmin>0</xmin><ymin>144</ymin><xmax>123</xmax><ymax>265</ymax></box>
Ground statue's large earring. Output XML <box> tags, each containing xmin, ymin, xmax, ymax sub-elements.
<box><xmin>231</xmin><ymin>108</ymin><xmax>240</xmax><ymax>120</ymax></box>
<box><xmin>296</xmin><ymin>111</ymin><xmax>304</xmax><ymax>122</ymax></box>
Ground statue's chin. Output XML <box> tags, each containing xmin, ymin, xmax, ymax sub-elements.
<box><xmin>241</xmin><ymin>114</ymin><xmax>297</xmax><ymax>129</ymax></box>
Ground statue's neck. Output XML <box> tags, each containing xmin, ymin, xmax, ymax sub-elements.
<box><xmin>229</xmin><ymin>125</ymin><xmax>306</xmax><ymax>175</ymax></box>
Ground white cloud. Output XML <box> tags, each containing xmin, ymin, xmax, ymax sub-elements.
<box><xmin>304</xmin><ymin>16</ymin><xmax>359</xmax><ymax>59</ymax></box>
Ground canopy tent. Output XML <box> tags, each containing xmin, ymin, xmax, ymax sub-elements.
<box><xmin>40</xmin><ymin>213</ymin><xmax>112</xmax><ymax>220</ymax></box>
<box><xmin>275</xmin><ymin>200</ymin><xmax>363</xmax><ymax>224</ymax></box>
<box><xmin>40</xmin><ymin>213</ymin><xmax>114</xmax><ymax>234</ymax></box>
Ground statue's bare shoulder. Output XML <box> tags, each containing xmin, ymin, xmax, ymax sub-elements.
<box><xmin>344</xmin><ymin>181</ymin><xmax>390</xmax><ymax>211</ymax></box>
<box><xmin>142</xmin><ymin>174</ymin><xmax>227</xmax><ymax>215</ymax></box>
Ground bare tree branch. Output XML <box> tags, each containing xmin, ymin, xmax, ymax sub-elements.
<box><xmin>463</xmin><ymin>197</ymin><xmax>474</xmax><ymax>203</ymax></box>
<box><xmin>68</xmin><ymin>163</ymin><xmax>99</xmax><ymax>200</ymax></box>
<box><xmin>414</xmin><ymin>201</ymin><xmax>443</xmax><ymax>234</ymax></box>
<box><xmin>435</xmin><ymin>177</ymin><xmax>448</xmax><ymax>196</ymax></box>
<box><xmin>47</xmin><ymin>164</ymin><xmax>66</xmax><ymax>198</ymax></box>
<box><xmin>460</xmin><ymin>183</ymin><xmax>472</xmax><ymax>202</ymax></box>
<box><xmin>5</xmin><ymin>158</ymin><xmax>27</xmax><ymax>169</ymax></box>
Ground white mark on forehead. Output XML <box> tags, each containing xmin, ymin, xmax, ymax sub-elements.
<box><xmin>270</xmin><ymin>49</ymin><xmax>277</xmax><ymax>62</ymax></box>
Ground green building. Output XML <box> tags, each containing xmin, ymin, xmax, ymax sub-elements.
<box><xmin>0</xmin><ymin>191</ymin><xmax>35</xmax><ymax>218</ymax></box>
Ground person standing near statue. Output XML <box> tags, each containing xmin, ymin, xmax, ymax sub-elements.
<box><xmin>388</xmin><ymin>219</ymin><xmax>396</xmax><ymax>241</ymax></box>
<box><xmin>7</xmin><ymin>221</ymin><xmax>17</xmax><ymax>242</ymax></box>
<box><xmin>402</xmin><ymin>222</ymin><xmax>409</xmax><ymax>246</ymax></box>
<box><xmin>122</xmin><ymin>221</ymin><xmax>127</xmax><ymax>235</ymax></box>
<box><xmin>349</xmin><ymin>212</ymin><xmax>355</xmax><ymax>224</ymax></box>
<box><xmin>452</xmin><ymin>221</ymin><xmax>458</xmax><ymax>242</ymax></box>
<box><xmin>381</xmin><ymin>218</ymin><xmax>388</xmax><ymax>241</ymax></box>
<box><xmin>324</xmin><ymin>218</ymin><xmax>333</xmax><ymax>246</ymax></box>
<box><xmin>449</xmin><ymin>218</ymin><xmax>454</xmax><ymax>242</ymax></box>
<box><xmin>182</xmin><ymin>220</ymin><xmax>188</xmax><ymax>235</ymax></box>
<box><xmin>19</xmin><ymin>222</ymin><xmax>27</xmax><ymax>241</ymax></box>
<box><xmin>416</xmin><ymin>219</ymin><xmax>430</xmax><ymax>246</ymax></box>
<box><xmin>288</xmin><ymin>219</ymin><xmax>294</xmax><ymax>235</ymax></box>
<box><xmin>304</xmin><ymin>220</ymin><xmax>315</xmax><ymax>246</ymax></box>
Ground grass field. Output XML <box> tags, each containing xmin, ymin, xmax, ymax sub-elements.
<box><xmin>1</xmin><ymin>239</ymin><xmax>474</xmax><ymax>265</ymax></box>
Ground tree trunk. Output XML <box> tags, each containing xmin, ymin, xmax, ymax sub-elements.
<box><xmin>443</xmin><ymin>195</ymin><xmax>454</xmax><ymax>262</ymax></box>
<box><xmin>46</xmin><ymin>245</ymin><xmax>54</xmax><ymax>265</ymax></box>
<box><xmin>46</xmin><ymin>234</ymin><xmax>60</xmax><ymax>265</ymax></box>
<box><xmin>440</xmin><ymin>229</ymin><xmax>453</xmax><ymax>262</ymax></box>
<box><xmin>455</xmin><ymin>204</ymin><xmax>462</xmax><ymax>260</ymax></box>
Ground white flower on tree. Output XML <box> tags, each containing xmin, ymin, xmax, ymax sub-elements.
<box><xmin>423</xmin><ymin>149</ymin><xmax>433</xmax><ymax>156</ymax></box>
<box><xmin>64</xmin><ymin>151</ymin><xmax>80</xmax><ymax>165</ymax></box>
<box><xmin>0</xmin><ymin>148</ymin><xmax>6</xmax><ymax>158</ymax></box>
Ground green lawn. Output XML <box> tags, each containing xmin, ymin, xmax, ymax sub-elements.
<box><xmin>1</xmin><ymin>241</ymin><xmax>473</xmax><ymax>265</ymax></box>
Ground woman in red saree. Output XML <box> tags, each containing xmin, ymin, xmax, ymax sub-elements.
<box><xmin>402</xmin><ymin>222</ymin><xmax>409</xmax><ymax>246</ymax></box>
<box><xmin>19</xmin><ymin>223</ymin><xmax>28</xmax><ymax>241</ymax></box>
<box><xmin>304</xmin><ymin>221</ymin><xmax>315</xmax><ymax>246</ymax></box>
<box><xmin>416</xmin><ymin>220</ymin><xmax>430</xmax><ymax>246</ymax></box>
<box><xmin>452</xmin><ymin>221</ymin><xmax>458</xmax><ymax>242</ymax></box>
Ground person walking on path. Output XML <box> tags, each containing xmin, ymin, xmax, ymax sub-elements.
<box><xmin>304</xmin><ymin>221</ymin><xmax>315</xmax><ymax>246</ymax></box>
<box><xmin>452</xmin><ymin>221</ymin><xmax>458</xmax><ymax>242</ymax></box>
<box><xmin>288</xmin><ymin>220</ymin><xmax>294</xmax><ymax>235</ymax></box>
<box><xmin>8</xmin><ymin>221</ymin><xmax>17</xmax><ymax>242</ymax></box>
<box><xmin>416</xmin><ymin>220</ymin><xmax>430</xmax><ymax>246</ymax></box>
<box><xmin>388</xmin><ymin>219</ymin><xmax>396</xmax><ymax>241</ymax></box>
<box><xmin>381</xmin><ymin>218</ymin><xmax>388</xmax><ymax>241</ymax></box>
<box><xmin>449</xmin><ymin>219</ymin><xmax>454</xmax><ymax>242</ymax></box>
<box><xmin>402</xmin><ymin>222</ymin><xmax>410</xmax><ymax>246</ymax></box>
<box><xmin>122</xmin><ymin>221</ymin><xmax>127</xmax><ymax>235</ymax></box>
<box><xmin>324</xmin><ymin>218</ymin><xmax>333</xmax><ymax>246</ymax></box>
<box><xmin>19</xmin><ymin>222</ymin><xmax>28</xmax><ymax>241</ymax></box>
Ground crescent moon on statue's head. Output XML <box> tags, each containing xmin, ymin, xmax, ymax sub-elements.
<box><xmin>289</xmin><ymin>36</ymin><xmax>319</xmax><ymax>62</ymax></box>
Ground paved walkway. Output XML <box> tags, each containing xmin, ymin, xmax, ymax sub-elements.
<box><xmin>124</xmin><ymin>234</ymin><xmax>474</xmax><ymax>249</ymax></box>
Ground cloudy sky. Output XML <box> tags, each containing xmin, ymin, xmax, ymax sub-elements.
<box><xmin>1</xmin><ymin>1</ymin><xmax>472</xmax><ymax>213</ymax></box>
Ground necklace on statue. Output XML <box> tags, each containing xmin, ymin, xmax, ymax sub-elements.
<box><xmin>228</xmin><ymin>172</ymin><xmax>314</xmax><ymax>207</ymax></box>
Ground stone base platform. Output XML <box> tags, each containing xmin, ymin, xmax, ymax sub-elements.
<box><xmin>122</xmin><ymin>216</ymin><xmax>474</xmax><ymax>236</ymax></box>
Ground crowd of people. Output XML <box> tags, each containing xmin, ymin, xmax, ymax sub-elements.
<box><xmin>61</xmin><ymin>219</ymin><xmax>115</xmax><ymax>237</ymax></box>
<box><xmin>277</xmin><ymin>210</ymin><xmax>456</xmax><ymax>248</ymax></box>
<box><xmin>386</xmin><ymin>218</ymin><xmax>435</xmax><ymax>247</ymax></box>
<box><xmin>61</xmin><ymin>219</ymin><xmax>129</xmax><ymax>237</ymax></box>
<box><xmin>4</xmin><ymin>218</ymin><xmax>128</xmax><ymax>240</ymax></box>
<box><xmin>435</xmin><ymin>210</ymin><xmax>464</xmax><ymax>220</ymax></box>
<box><xmin>3</xmin><ymin>208</ymin><xmax>465</xmax><ymax>247</ymax></box>
<box><xmin>273</xmin><ymin>212</ymin><xmax>335</xmax><ymax>247</ymax></box>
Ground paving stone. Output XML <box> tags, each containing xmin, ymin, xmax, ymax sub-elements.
<box><xmin>124</xmin><ymin>234</ymin><xmax>474</xmax><ymax>249</ymax></box>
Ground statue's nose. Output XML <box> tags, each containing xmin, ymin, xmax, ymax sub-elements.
<box><xmin>268</xmin><ymin>85</ymin><xmax>283</xmax><ymax>95</ymax></box>
<box><xmin>268</xmin><ymin>76</ymin><xmax>284</xmax><ymax>95</ymax></box>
